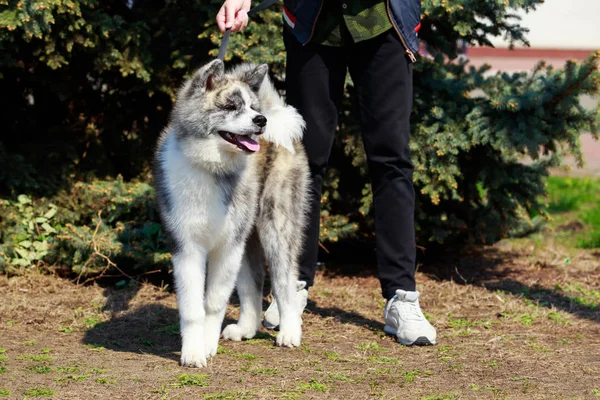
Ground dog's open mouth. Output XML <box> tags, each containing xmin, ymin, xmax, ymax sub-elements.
<box><xmin>218</xmin><ymin>131</ymin><xmax>260</xmax><ymax>153</ymax></box>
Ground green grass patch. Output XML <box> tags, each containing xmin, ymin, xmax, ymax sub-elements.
<box><xmin>55</xmin><ymin>374</ymin><xmax>90</xmax><ymax>383</ymax></box>
<box><xmin>173</xmin><ymin>373</ymin><xmax>210</xmax><ymax>387</ymax></box>
<box><xmin>17</xmin><ymin>355</ymin><xmax>53</xmax><ymax>362</ymax></box>
<box><xmin>528</xmin><ymin>342</ymin><xmax>552</xmax><ymax>353</ymax></box>
<box><xmin>0</xmin><ymin>356</ymin><xmax>7</xmax><ymax>363</ymax></box>
<box><xmin>40</xmin><ymin>348</ymin><xmax>52</xmax><ymax>354</ymax></box>
<box><xmin>357</xmin><ymin>342</ymin><xmax>386</xmax><ymax>352</ymax></box>
<box><xmin>83</xmin><ymin>316</ymin><xmax>102</xmax><ymax>328</ymax></box>
<box><xmin>296</xmin><ymin>378</ymin><xmax>329</xmax><ymax>392</ymax></box>
<box><xmin>545</xmin><ymin>176</ymin><xmax>600</xmax><ymax>212</ymax></box>
<box><xmin>518</xmin><ymin>313</ymin><xmax>536</xmax><ymax>326</ymax></box>
<box><xmin>437</xmin><ymin>347</ymin><xmax>454</xmax><ymax>362</ymax></box>
<box><xmin>421</xmin><ymin>393</ymin><xmax>459</xmax><ymax>400</ymax></box>
<box><xmin>95</xmin><ymin>377</ymin><xmax>117</xmax><ymax>384</ymax></box>
<box><xmin>250</xmin><ymin>368</ymin><xmax>279</xmax><ymax>375</ymax></box>
<box><xmin>578</xmin><ymin>207</ymin><xmax>600</xmax><ymax>248</ymax></box>
<box><xmin>0</xmin><ymin>366</ymin><xmax>7</xmax><ymax>374</ymax></box>
<box><xmin>447</xmin><ymin>316</ymin><xmax>497</xmax><ymax>332</ymax></box>
<box><xmin>0</xmin><ymin>349</ymin><xmax>6</xmax><ymax>354</ymax></box>
<box><xmin>324</xmin><ymin>351</ymin><xmax>341</xmax><ymax>361</ymax></box>
<box><xmin>91</xmin><ymin>368</ymin><xmax>106</xmax><ymax>374</ymax></box>
<box><xmin>203</xmin><ymin>390</ymin><xmax>255</xmax><ymax>399</ymax></box>
<box><xmin>56</xmin><ymin>366</ymin><xmax>80</xmax><ymax>373</ymax></box>
<box><xmin>368</xmin><ymin>355</ymin><xmax>401</xmax><ymax>364</ymax></box>
<box><xmin>28</xmin><ymin>365</ymin><xmax>52</xmax><ymax>374</ymax></box>
<box><xmin>84</xmin><ymin>344</ymin><xmax>105</xmax><ymax>352</ymax></box>
<box><xmin>23</xmin><ymin>340</ymin><xmax>36</xmax><ymax>346</ymax></box>
<box><xmin>58</xmin><ymin>327</ymin><xmax>75</xmax><ymax>333</ymax></box>
<box><xmin>231</xmin><ymin>353</ymin><xmax>260</xmax><ymax>361</ymax></box>
<box><xmin>0</xmin><ymin>389</ymin><xmax>9</xmax><ymax>396</ymax></box>
<box><xmin>544</xmin><ymin>176</ymin><xmax>600</xmax><ymax>248</ymax></box>
<box><xmin>404</xmin><ymin>370</ymin><xmax>422</xmax><ymax>384</ymax></box>
<box><xmin>547</xmin><ymin>311</ymin><xmax>570</xmax><ymax>324</ymax></box>
<box><xmin>447</xmin><ymin>317</ymin><xmax>471</xmax><ymax>329</ymax></box>
<box><xmin>371</xmin><ymin>367</ymin><xmax>392</xmax><ymax>376</ymax></box>
<box><xmin>555</xmin><ymin>283</ymin><xmax>600</xmax><ymax>309</ymax></box>
<box><xmin>23</xmin><ymin>388</ymin><xmax>55</xmax><ymax>397</ymax></box>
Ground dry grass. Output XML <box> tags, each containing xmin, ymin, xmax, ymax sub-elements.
<box><xmin>0</xmin><ymin>236</ymin><xmax>599</xmax><ymax>399</ymax></box>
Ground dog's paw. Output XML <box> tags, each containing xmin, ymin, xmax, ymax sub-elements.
<box><xmin>180</xmin><ymin>343</ymin><xmax>207</xmax><ymax>368</ymax></box>
<box><xmin>204</xmin><ymin>320</ymin><xmax>221</xmax><ymax>358</ymax></box>
<box><xmin>222</xmin><ymin>324</ymin><xmax>256</xmax><ymax>342</ymax></box>
<box><xmin>204</xmin><ymin>332</ymin><xmax>220</xmax><ymax>358</ymax></box>
<box><xmin>276</xmin><ymin>320</ymin><xmax>302</xmax><ymax>348</ymax></box>
<box><xmin>205</xmin><ymin>341</ymin><xmax>218</xmax><ymax>358</ymax></box>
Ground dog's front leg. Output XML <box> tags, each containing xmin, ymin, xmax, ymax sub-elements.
<box><xmin>260</xmin><ymin>221</ymin><xmax>303</xmax><ymax>348</ymax></box>
<box><xmin>173</xmin><ymin>248</ymin><xmax>208</xmax><ymax>368</ymax></box>
<box><xmin>204</xmin><ymin>243</ymin><xmax>246</xmax><ymax>358</ymax></box>
<box><xmin>271</xmin><ymin>267</ymin><xmax>302</xmax><ymax>348</ymax></box>
<box><xmin>222</xmin><ymin>235</ymin><xmax>264</xmax><ymax>342</ymax></box>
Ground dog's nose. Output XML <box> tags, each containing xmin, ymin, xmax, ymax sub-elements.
<box><xmin>253</xmin><ymin>115</ymin><xmax>267</xmax><ymax>128</ymax></box>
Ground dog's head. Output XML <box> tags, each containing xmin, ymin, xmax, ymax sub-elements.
<box><xmin>173</xmin><ymin>59</ymin><xmax>269</xmax><ymax>156</ymax></box>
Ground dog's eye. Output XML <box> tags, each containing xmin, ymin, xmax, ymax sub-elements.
<box><xmin>221</xmin><ymin>102</ymin><xmax>237</xmax><ymax>111</ymax></box>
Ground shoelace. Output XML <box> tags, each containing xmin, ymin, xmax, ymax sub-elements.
<box><xmin>395</xmin><ymin>299</ymin><xmax>424</xmax><ymax>321</ymax></box>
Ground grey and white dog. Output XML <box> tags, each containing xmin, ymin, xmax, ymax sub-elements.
<box><xmin>153</xmin><ymin>59</ymin><xmax>310</xmax><ymax>368</ymax></box>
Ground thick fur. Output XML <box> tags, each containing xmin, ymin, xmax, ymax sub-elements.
<box><xmin>153</xmin><ymin>59</ymin><xmax>310</xmax><ymax>368</ymax></box>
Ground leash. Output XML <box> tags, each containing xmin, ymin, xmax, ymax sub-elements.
<box><xmin>217</xmin><ymin>0</ymin><xmax>280</xmax><ymax>61</ymax></box>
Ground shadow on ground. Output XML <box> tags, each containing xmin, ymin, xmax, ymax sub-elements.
<box><xmin>306</xmin><ymin>300</ymin><xmax>385</xmax><ymax>332</ymax></box>
<box><xmin>83</xmin><ymin>241</ymin><xmax>598</xmax><ymax>362</ymax></box>
<box><xmin>83</xmin><ymin>286</ymin><xmax>383</xmax><ymax>363</ymax></box>
<box><xmin>420</xmin><ymin>246</ymin><xmax>600</xmax><ymax>323</ymax></box>
<box><xmin>316</xmin><ymin>240</ymin><xmax>600</xmax><ymax>324</ymax></box>
<box><xmin>82</xmin><ymin>303</ymin><xmax>181</xmax><ymax>362</ymax></box>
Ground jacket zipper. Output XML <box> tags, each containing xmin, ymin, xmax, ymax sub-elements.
<box><xmin>303</xmin><ymin>0</ymin><xmax>325</xmax><ymax>45</ymax></box>
<box><xmin>385</xmin><ymin>0</ymin><xmax>417</xmax><ymax>62</ymax></box>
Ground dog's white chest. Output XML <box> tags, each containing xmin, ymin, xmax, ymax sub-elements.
<box><xmin>161</xmin><ymin>145</ymin><xmax>232</xmax><ymax>249</ymax></box>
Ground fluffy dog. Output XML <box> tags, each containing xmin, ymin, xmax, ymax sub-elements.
<box><xmin>153</xmin><ymin>59</ymin><xmax>310</xmax><ymax>367</ymax></box>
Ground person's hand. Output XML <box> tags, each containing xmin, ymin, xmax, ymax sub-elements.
<box><xmin>217</xmin><ymin>0</ymin><xmax>251</xmax><ymax>33</ymax></box>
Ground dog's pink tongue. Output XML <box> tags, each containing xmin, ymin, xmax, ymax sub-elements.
<box><xmin>236</xmin><ymin>136</ymin><xmax>260</xmax><ymax>152</ymax></box>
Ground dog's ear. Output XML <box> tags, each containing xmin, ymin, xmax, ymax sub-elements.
<box><xmin>189</xmin><ymin>59</ymin><xmax>224</xmax><ymax>95</ymax></box>
<box><xmin>242</xmin><ymin>64</ymin><xmax>268</xmax><ymax>92</ymax></box>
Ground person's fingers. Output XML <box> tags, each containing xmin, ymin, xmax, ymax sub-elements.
<box><xmin>240</xmin><ymin>11</ymin><xmax>249</xmax><ymax>31</ymax></box>
<box><xmin>225</xmin><ymin>4</ymin><xmax>235</xmax><ymax>29</ymax></box>
<box><xmin>231</xmin><ymin>10</ymin><xmax>248</xmax><ymax>32</ymax></box>
<box><xmin>216</xmin><ymin>5</ymin><xmax>227</xmax><ymax>32</ymax></box>
<box><xmin>243</xmin><ymin>0</ymin><xmax>251</xmax><ymax>12</ymax></box>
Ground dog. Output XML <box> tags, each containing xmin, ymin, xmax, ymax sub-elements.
<box><xmin>153</xmin><ymin>59</ymin><xmax>310</xmax><ymax>368</ymax></box>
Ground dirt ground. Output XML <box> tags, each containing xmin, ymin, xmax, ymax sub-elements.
<box><xmin>1</xmin><ymin>234</ymin><xmax>599</xmax><ymax>400</ymax></box>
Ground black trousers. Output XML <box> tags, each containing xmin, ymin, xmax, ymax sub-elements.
<box><xmin>284</xmin><ymin>28</ymin><xmax>416</xmax><ymax>300</ymax></box>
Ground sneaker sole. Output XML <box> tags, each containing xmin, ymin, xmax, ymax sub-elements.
<box><xmin>383</xmin><ymin>324</ymin><xmax>436</xmax><ymax>346</ymax></box>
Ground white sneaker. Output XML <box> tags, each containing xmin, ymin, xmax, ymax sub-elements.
<box><xmin>263</xmin><ymin>281</ymin><xmax>308</xmax><ymax>330</ymax></box>
<box><xmin>383</xmin><ymin>289</ymin><xmax>437</xmax><ymax>346</ymax></box>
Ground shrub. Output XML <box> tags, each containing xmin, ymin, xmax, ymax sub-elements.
<box><xmin>0</xmin><ymin>0</ymin><xmax>598</xmax><ymax>277</ymax></box>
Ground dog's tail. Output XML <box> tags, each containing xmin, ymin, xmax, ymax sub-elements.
<box><xmin>262</xmin><ymin>105</ymin><xmax>305</xmax><ymax>154</ymax></box>
<box><xmin>258</xmin><ymin>79</ymin><xmax>305</xmax><ymax>154</ymax></box>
